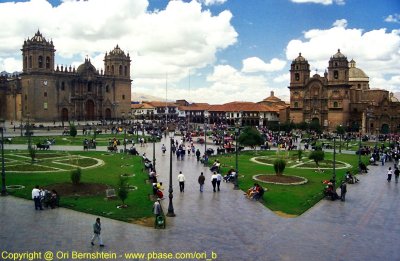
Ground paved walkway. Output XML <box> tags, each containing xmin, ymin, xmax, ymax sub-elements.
<box><xmin>1</xmin><ymin>138</ymin><xmax>399</xmax><ymax>261</ymax></box>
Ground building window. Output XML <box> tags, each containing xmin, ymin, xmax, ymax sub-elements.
<box><xmin>124</xmin><ymin>66</ymin><xmax>128</xmax><ymax>76</ymax></box>
<box><xmin>119</xmin><ymin>65</ymin><xmax>122</xmax><ymax>75</ymax></box>
<box><xmin>46</xmin><ymin>57</ymin><xmax>50</xmax><ymax>69</ymax></box>
<box><xmin>61</xmin><ymin>82</ymin><xmax>65</xmax><ymax>91</ymax></box>
<box><xmin>111</xmin><ymin>65</ymin><xmax>114</xmax><ymax>75</ymax></box>
<box><xmin>29</xmin><ymin>56</ymin><xmax>32</xmax><ymax>68</ymax></box>
<box><xmin>24</xmin><ymin>56</ymin><xmax>27</xmax><ymax>69</ymax></box>
<box><xmin>333</xmin><ymin>101</ymin><xmax>338</xmax><ymax>108</ymax></box>
<box><xmin>43</xmin><ymin>102</ymin><xmax>48</xmax><ymax>110</ymax></box>
<box><xmin>334</xmin><ymin>70</ymin><xmax>338</xmax><ymax>79</ymax></box>
<box><xmin>294</xmin><ymin>102</ymin><xmax>298</xmax><ymax>108</ymax></box>
<box><xmin>87</xmin><ymin>82</ymin><xmax>92</xmax><ymax>92</ymax></box>
<box><xmin>357</xmin><ymin>84</ymin><xmax>361</xmax><ymax>89</ymax></box>
<box><xmin>25</xmin><ymin>94</ymin><xmax>27</xmax><ymax>100</ymax></box>
<box><xmin>44</xmin><ymin>92</ymin><xmax>47</xmax><ymax>97</ymax></box>
<box><xmin>106</xmin><ymin>85</ymin><xmax>109</xmax><ymax>93</ymax></box>
<box><xmin>38</xmin><ymin>56</ymin><xmax>43</xmax><ymax>68</ymax></box>
<box><xmin>122</xmin><ymin>94</ymin><xmax>125</xmax><ymax>100</ymax></box>
<box><xmin>295</xmin><ymin>73</ymin><xmax>300</xmax><ymax>81</ymax></box>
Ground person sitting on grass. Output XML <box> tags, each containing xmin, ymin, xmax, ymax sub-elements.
<box><xmin>245</xmin><ymin>183</ymin><xmax>260</xmax><ymax>198</ymax></box>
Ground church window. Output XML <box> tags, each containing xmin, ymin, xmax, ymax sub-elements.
<box><xmin>38</xmin><ymin>56</ymin><xmax>43</xmax><ymax>68</ymax></box>
<box><xmin>88</xmin><ymin>82</ymin><xmax>92</xmax><ymax>92</ymax></box>
<box><xmin>296</xmin><ymin>65</ymin><xmax>298</xmax><ymax>70</ymax></box>
<box><xmin>107</xmin><ymin>66</ymin><xmax>109</xmax><ymax>74</ymax></box>
<box><xmin>44</xmin><ymin>92</ymin><xmax>47</xmax><ymax>97</ymax></box>
<box><xmin>111</xmin><ymin>65</ymin><xmax>114</xmax><ymax>75</ymax></box>
<box><xmin>334</xmin><ymin>70</ymin><xmax>338</xmax><ymax>79</ymax></box>
<box><xmin>24</xmin><ymin>56</ymin><xmax>27</xmax><ymax>69</ymax></box>
<box><xmin>43</xmin><ymin>102</ymin><xmax>48</xmax><ymax>110</ymax></box>
<box><xmin>46</xmin><ymin>57</ymin><xmax>50</xmax><ymax>69</ymax></box>
<box><xmin>25</xmin><ymin>94</ymin><xmax>27</xmax><ymax>100</ymax></box>
<box><xmin>124</xmin><ymin>66</ymin><xmax>128</xmax><ymax>76</ymax></box>
<box><xmin>295</xmin><ymin>73</ymin><xmax>300</xmax><ymax>81</ymax></box>
<box><xmin>294</xmin><ymin>102</ymin><xmax>298</xmax><ymax>108</ymax></box>
<box><xmin>119</xmin><ymin>65</ymin><xmax>122</xmax><ymax>76</ymax></box>
<box><xmin>122</xmin><ymin>94</ymin><xmax>125</xmax><ymax>100</ymax></box>
<box><xmin>333</xmin><ymin>101</ymin><xmax>338</xmax><ymax>108</ymax></box>
<box><xmin>106</xmin><ymin>85</ymin><xmax>109</xmax><ymax>93</ymax></box>
<box><xmin>357</xmin><ymin>84</ymin><xmax>361</xmax><ymax>89</ymax></box>
<box><xmin>61</xmin><ymin>82</ymin><xmax>65</xmax><ymax>91</ymax></box>
<box><xmin>334</xmin><ymin>62</ymin><xmax>338</xmax><ymax>67</ymax></box>
<box><xmin>29</xmin><ymin>56</ymin><xmax>33</xmax><ymax>68</ymax></box>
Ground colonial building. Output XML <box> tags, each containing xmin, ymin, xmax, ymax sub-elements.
<box><xmin>289</xmin><ymin>50</ymin><xmax>400</xmax><ymax>134</ymax></box>
<box><xmin>0</xmin><ymin>30</ymin><xmax>132</xmax><ymax>122</ymax></box>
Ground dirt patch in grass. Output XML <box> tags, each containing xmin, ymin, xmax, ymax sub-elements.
<box><xmin>256</xmin><ymin>175</ymin><xmax>305</xmax><ymax>184</ymax></box>
<box><xmin>274</xmin><ymin>211</ymin><xmax>298</xmax><ymax>218</ymax></box>
<box><xmin>44</xmin><ymin>183</ymin><xmax>109</xmax><ymax>196</ymax></box>
<box><xmin>130</xmin><ymin>217</ymin><xmax>155</xmax><ymax>228</ymax></box>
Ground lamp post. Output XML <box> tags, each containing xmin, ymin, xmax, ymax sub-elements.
<box><xmin>204</xmin><ymin>116</ymin><xmax>208</xmax><ymax>156</ymax></box>
<box><xmin>234</xmin><ymin>124</ymin><xmax>240</xmax><ymax>190</ymax></box>
<box><xmin>358</xmin><ymin>132</ymin><xmax>362</xmax><ymax>174</ymax></box>
<box><xmin>26</xmin><ymin>113</ymin><xmax>31</xmax><ymax>150</ymax></box>
<box><xmin>152</xmin><ymin>122</ymin><xmax>156</xmax><ymax>171</ymax></box>
<box><xmin>1</xmin><ymin>119</ymin><xmax>7</xmax><ymax>196</ymax></box>
<box><xmin>332</xmin><ymin>134</ymin><xmax>336</xmax><ymax>188</ymax></box>
<box><xmin>339</xmin><ymin>125</ymin><xmax>342</xmax><ymax>153</ymax></box>
<box><xmin>166</xmin><ymin>125</ymin><xmax>176</xmax><ymax>217</ymax></box>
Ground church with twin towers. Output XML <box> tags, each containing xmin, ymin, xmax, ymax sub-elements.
<box><xmin>0</xmin><ymin>30</ymin><xmax>132</xmax><ymax>122</ymax></box>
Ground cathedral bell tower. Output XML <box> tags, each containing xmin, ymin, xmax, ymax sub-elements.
<box><xmin>327</xmin><ymin>49</ymin><xmax>349</xmax><ymax>83</ymax></box>
<box><xmin>21</xmin><ymin>30</ymin><xmax>55</xmax><ymax>73</ymax></box>
<box><xmin>289</xmin><ymin>53</ymin><xmax>310</xmax><ymax>87</ymax></box>
<box><xmin>104</xmin><ymin>45</ymin><xmax>131</xmax><ymax>79</ymax></box>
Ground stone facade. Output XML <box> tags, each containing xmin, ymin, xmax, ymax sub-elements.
<box><xmin>289</xmin><ymin>50</ymin><xmax>400</xmax><ymax>134</ymax></box>
<box><xmin>0</xmin><ymin>31</ymin><xmax>131</xmax><ymax>122</ymax></box>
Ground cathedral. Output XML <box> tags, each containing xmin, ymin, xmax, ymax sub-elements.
<box><xmin>0</xmin><ymin>31</ymin><xmax>132</xmax><ymax>122</ymax></box>
<box><xmin>289</xmin><ymin>50</ymin><xmax>400</xmax><ymax>134</ymax></box>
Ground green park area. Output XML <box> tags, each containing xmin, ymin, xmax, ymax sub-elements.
<box><xmin>3</xmin><ymin>143</ymin><xmax>369</xmax><ymax>222</ymax></box>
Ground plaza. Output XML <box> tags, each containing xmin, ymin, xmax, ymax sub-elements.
<box><xmin>1</xmin><ymin>134</ymin><xmax>399</xmax><ymax>261</ymax></box>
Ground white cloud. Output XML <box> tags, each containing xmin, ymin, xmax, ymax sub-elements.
<box><xmin>201</xmin><ymin>0</ymin><xmax>227</xmax><ymax>6</ymax></box>
<box><xmin>242</xmin><ymin>57</ymin><xmax>286</xmax><ymax>73</ymax></box>
<box><xmin>273</xmin><ymin>73</ymin><xmax>290</xmax><ymax>83</ymax></box>
<box><xmin>0</xmin><ymin>57</ymin><xmax>20</xmax><ymax>73</ymax></box>
<box><xmin>291</xmin><ymin>0</ymin><xmax>345</xmax><ymax>5</ymax></box>
<box><xmin>286</xmin><ymin>19</ymin><xmax>400</xmax><ymax>93</ymax></box>
<box><xmin>0</xmin><ymin>0</ymin><xmax>237</xmax><ymax>90</ymax></box>
<box><xmin>385</xmin><ymin>14</ymin><xmax>400</xmax><ymax>24</ymax></box>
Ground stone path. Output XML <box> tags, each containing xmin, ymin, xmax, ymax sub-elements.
<box><xmin>1</xmin><ymin>138</ymin><xmax>399</xmax><ymax>261</ymax></box>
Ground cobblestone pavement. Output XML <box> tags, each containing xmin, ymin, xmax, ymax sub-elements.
<box><xmin>1</xmin><ymin>138</ymin><xmax>399</xmax><ymax>261</ymax></box>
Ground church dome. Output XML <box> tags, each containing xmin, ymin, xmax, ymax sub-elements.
<box><xmin>332</xmin><ymin>49</ymin><xmax>346</xmax><ymax>59</ymax></box>
<box><xmin>76</xmin><ymin>58</ymin><xmax>97</xmax><ymax>75</ymax></box>
<box><xmin>109</xmin><ymin>45</ymin><xmax>126</xmax><ymax>56</ymax></box>
<box><xmin>294</xmin><ymin>53</ymin><xmax>306</xmax><ymax>62</ymax></box>
<box><xmin>348</xmin><ymin>59</ymin><xmax>368</xmax><ymax>80</ymax></box>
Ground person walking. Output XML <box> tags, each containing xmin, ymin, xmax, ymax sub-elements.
<box><xmin>198</xmin><ymin>172</ymin><xmax>205</xmax><ymax>192</ymax></box>
<box><xmin>216</xmin><ymin>172</ymin><xmax>222</xmax><ymax>191</ymax></box>
<box><xmin>387</xmin><ymin>167</ymin><xmax>393</xmax><ymax>182</ymax></box>
<box><xmin>195</xmin><ymin>149</ymin><xmax>201</xmax><ymax>161</ymax></box>
<box><xmin>211</xmin><ymin>172</ymin><xmax>218</xmax><ymax>192</ymax></box>
<box><xmin>394</xmin><ymin>166</ymin><xmax>400</xmax><ymax>183</ymax></box>
<box><xmin>161</xmin><ymin>144</ymin><xmax>166</xmax><ymax>155</ymax></box>
<box><xmin>340</xmin><ymin>181</ymin><xmax>347</xmax><ymax>202</ymax></box>
<box><xmin>177</xmin><ymin>171</ymin><xmax>185</xmax><ymax>192</ymax></box>
<box><xmin>31</xmin><ymin>185</ymin><xmax>43</xmax><ymax>210</ymax></box>
<box><xmin>91</xmin><ymin>217</ymin><xmax>104</xmax><ymax>247</ymax></box>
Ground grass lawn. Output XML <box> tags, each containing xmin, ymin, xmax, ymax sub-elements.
<box><xmin>215</xmin><ymin>150</ymin><xmax>368</xmax><ymax>216</ymax></box>
<box><xmin>5</xmin><ymin>133</ymin><xmax>158</xmax><ymax>147</ymax></box>
<box><xmin>4</xmin><ymin>150</ymin><xmax>154</xmax><ymax>222</ymax></box>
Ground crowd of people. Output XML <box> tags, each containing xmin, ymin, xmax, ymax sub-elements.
<box><xmin>31</xmin><ymin>185</ymin><xmax>59</xmax><ymax>210</ymax></box>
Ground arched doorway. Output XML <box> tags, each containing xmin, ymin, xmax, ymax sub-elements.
<box><xmin>61</xmin><ymin>108</ymin><xmax>68</xmax><ymax>122</ymax></box>
<box><xmin>105</xmin><ymin>108</ymin><xmax>111</xmax><ymax>120</ymax></box>
<box><xmin>311</xmin><ymin>117</ymin><xmax>320</xmax><ymax>125</ymax></box>
<box><xmin>85</xmin><ymin>100</ymin><xmax>95</xmax><ymax>120</ymax></box>
<box><xmin>381</xmin><ymin>124</ymin><xmax>389</xmax><ymax>134</ymax></box>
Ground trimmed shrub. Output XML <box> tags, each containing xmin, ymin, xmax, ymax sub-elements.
<box><xmin>69</xmin><ymin>123</ymin><xmax>77</xmax><ymax>138</ymax></box>
<box><xmin>71</xmin><ymin>168</ymin><xmax>82</xmax><ymax>185</ymax></box>
<box><xmin>118</xmin><ymin>176</ymin><xmax>129</xmax><ymax>206</ymax></box>
<box><xmin>273</xmin><ymin>158</ymin><xmax>286</xmax><ymax>176</ymax></box>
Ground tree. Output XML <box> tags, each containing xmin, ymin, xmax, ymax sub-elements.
<box><xmin>28</xmin><ymin>146</ymin><xmax>36</xmax><ymax>163</ymax></box>
<box><xmin>336</xmin><ymin>125</ymin><xmax>345</xmax><ymax>153</ymax></box>
<box><xmin>309</xmin><ymin>150</ymin><xmax>325</xmax><ymax>171</ymax></box>
<box><xmin>238</xmin><ymin>126</ymin><xmax>264</xmax><ymax>149</ymax></box>
<box><xmin>117</xmin><ymin>176</ymin><xmax>129</xmax><ymax>207</ymax></box>
<box><xmin>297</xmin><ymin>149</ymin><xmax>303</xmax><ymax>162</ymax></box>
<box><xmin>69</xmin><ymin>122</ymin><xmax>77</xmax><ymax>138</ymax></box>
<box><xmin>273</xmin><ymin>158</ymin><xmax>286</xmax><ymax>176</ymax></box>
<box><xmin>71</xmin><ymin>168</ymin><xmax>82</xmax><ymax>185</ymax></box>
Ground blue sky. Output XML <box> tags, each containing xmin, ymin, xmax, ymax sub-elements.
<box><xmin>0</xmin><ymin>0</ymin><xmax>399</xmax><ymax>103</ymax></box>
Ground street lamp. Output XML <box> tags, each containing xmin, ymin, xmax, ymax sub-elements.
<box><xmin>152</xmin><ymin>121</ymin><xmax>156</xmax><ymax>171</ymax></box>
<box><xmin>166</xmin><ymin>124</ymin><xmax>176</xmax><ymax>217</ymax></box>
<box><xmin>358</xmin><ymin>132</ymin><xmax>362</xmax><ymax>174</ymax></box>
<box><xmin>332</xmin><ymin>133</ymin><xmax>336</xmax><ymax>188</ymax></box>
<box><xmin>204</xmin><ymin>116</ymin><xmax>208</xmax><ymax>156</ymax></box>
<box><xmin>1</xmin><ymin>119</ymin><xmax>7</xmax><ymax>196</ymax></box>
<box><xmin>26</xmin><ymin>113</ymin><xmax>31</xmax><ymax>150</ymax></box>
<box><xmin>234</xmin><ymin>123</ymin><xmax>240</xmax><ymax>190</ymax></box>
